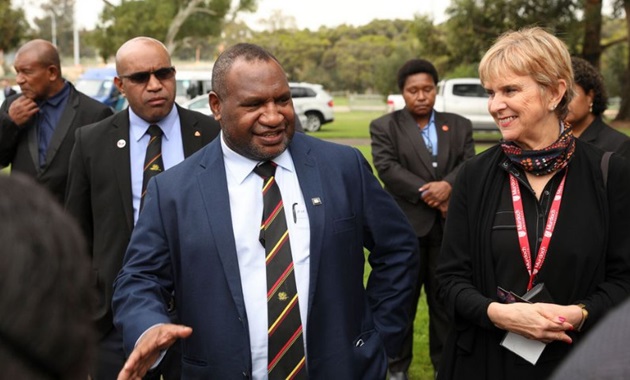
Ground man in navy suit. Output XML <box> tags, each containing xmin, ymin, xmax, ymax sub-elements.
<box><xmin>113</xmin><ymin>43</ymin><xmax>419</xmax><ymax>379</ymax></box>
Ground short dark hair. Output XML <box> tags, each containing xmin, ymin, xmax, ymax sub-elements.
<box><xmin>571</xmin><ymin>56</ymin><xmax>608</xmax><ymax>116</ymax></box>
<box><xmin>397</xmin><ymin>59</ymin><xmax>439</xmax><ymax>91</ymax></box>
<box><xmin>0</xmin><ymin>174</ymin><xmax>94</xmax><ymax>379</ymax></box>
<box><xmin>212</xmin><ymin>43</ymin><xmax>282</xmax><ymax>100</ymax></box>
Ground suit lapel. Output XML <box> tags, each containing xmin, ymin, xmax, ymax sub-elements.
<box><xmin>45</xmin><ymin>86</ymin><xmax>78</xmax><ymax>168</ymax></box>
<box><xmin>177</xmin><ymin>106</ymin><xmax>204</xmax><ymax>157</ymax></box>
<box><xmin>111</xmin><ymin>110</ymin><xmax>134</xmax><ymax>231</ymax></box>
<box><xmin>288</xmin><ymin>135</ymin><xmax>324</xmax><ymax>315</ymax></box>
<box><xmin>400</xmin><ymin>110</ymin><xmax>435</xmax><ymax>177</ymax></box>
<box><xmin>26</xmin><ymin>119</ymin><xmax>39</xmax><ymax>173</ymax></box>
<box><xmin>434</xmin><ymin>112</ymin><xmax>451</xmax><ymax>176</ymax></box>
<box><xmin>196</xmin><ymin>140</ymin><xmax>247</xmax><ymax>320</ymax></box>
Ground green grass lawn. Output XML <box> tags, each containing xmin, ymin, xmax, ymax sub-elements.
<box><xmin>314</xmin><ymin>110</ymin><xmax>383</xmax><ymax>139</ymax></box>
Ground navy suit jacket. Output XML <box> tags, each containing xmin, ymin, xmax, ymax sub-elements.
<box><xmin>0</xmin><ymin>83</ymin><xmax>113</xmax><ymax>203</ymax></box>
<box><xmin>113</xmin><ymin>132</ymin><xmax>419</xmax><ymax>379</ymax></box>
<box><xmin>65</xmin><ymin>106</ymin><xmax>220</xmax><ymax>337</ymax></box>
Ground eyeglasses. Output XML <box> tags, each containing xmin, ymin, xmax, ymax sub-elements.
<box><xmin>118</xmin><ymin>67</ymin><xmax>176</xmax><ymax>84</ymax></box>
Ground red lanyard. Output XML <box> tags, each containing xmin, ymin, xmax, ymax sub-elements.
<box><xmin>509</xmin><ymin>170</ymin><xmax>567</xmax><ymax>290</ymax></box>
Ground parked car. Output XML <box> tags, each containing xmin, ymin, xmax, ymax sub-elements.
<box><xmin>386</xmin><ymin>78</ymin><xmax>496</xmax><ymax>131</ymax></box>
<box><xmin>289</xmin><ymin>82</ymin><xmax>334</xmax><ymax>132</ymax></box>
<box><xmin>386</xmin><ymin>94</ymin><xmax>405</xmax><ymax>113</ymax></box>
<box><xmin>181</xmin><ymin>94</ymin><xmax>309</xmax><ymax>131</ymax></box>
<box><xmin>174</xmin><ymin>70</ymin><xmax>212</xmax><ymax>104</ymax></box>
<box><xmin>181</xmin><ymin>94</ymin><xmax>212</xmax><ymax>115</ymax></box>
<box><xmin>75</xmin><ymin>67</ymin><xmax>122</xmax><ymax>110</ymax></box>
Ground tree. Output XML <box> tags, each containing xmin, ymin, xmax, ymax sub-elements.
<box><xmin>0</xmin><ymin>0</ymin><xmax>30</xmax><ymax>73</ymax></box>
<box><xmin>582</xmin><ymin>0</ymin><xmax>603</xmax><ymax>67</ymax></box>
<box><xmin>33</xmin><ymin>0</ymin><xmax>75</xmax><ymax>58</ymax></box>
<box><xmin>614</xmin><ymin>0</ymin><xmax>630</xmax><ymax>121</ymax></box>
<box><xmin>443</xmin><ymin>0</ymin><xmax>580</xmax><ymax>72</ymax></box>
<box><xmin>90</xmin><ymin>0</ymin><xmax>256</xmax><ymax>62</ymax></box>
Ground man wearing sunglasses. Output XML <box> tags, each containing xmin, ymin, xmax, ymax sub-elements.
<box><xmin>0</xmin><ymin>39</ymin><xmax>113</xmax><ymax>204</ymax></box>
<box><xmin>65</xmin><ymin>36</ymin><xmax>220</xmax><ymax>380</ymax></box>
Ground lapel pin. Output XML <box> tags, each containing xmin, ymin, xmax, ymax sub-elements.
<box><xmin>117</xmin><ymin>139</ymin><xmax>126</xmax><ymax>148</ymax></box>
<box><xmin>442</xmin><ymin>125</ymin><xmax>449</xmax><ymax>131</ymax></box>
<box><xmin>194</xmin><ymin>131</ymin><xmax>201</xmax><ymax>137</ymax></box>
<box><xmin>311</xmin><ymin>197</ymin><xmax>322</xmax><ymax>206</ymax></box>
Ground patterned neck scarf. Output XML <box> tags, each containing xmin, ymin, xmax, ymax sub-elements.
<box><xmin>501</xmin><ymin>124</ymin><xmax>576</xmax><ymax>176</ymax></box>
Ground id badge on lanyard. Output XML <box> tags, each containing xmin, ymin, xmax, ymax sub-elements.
<box><xmin>509</xmin><ymin>170</ymin><xmax>567</xmax><ymax>290</ymax></box>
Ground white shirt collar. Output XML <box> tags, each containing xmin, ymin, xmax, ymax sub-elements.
<box><xmin>220</xmin><ymin>132</ymin><xmax>295</xmax><ymax>185</ymax></box>
<box><xmin>129</xmin><ymin>105</ymin><xmax>179</xmax><ymax>142</ymax></box>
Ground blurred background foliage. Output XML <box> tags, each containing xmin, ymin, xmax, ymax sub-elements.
<box><xmin>4</xmin><ymin>0</ymin><xmax>630</xmax><ymax>120</ymax></box>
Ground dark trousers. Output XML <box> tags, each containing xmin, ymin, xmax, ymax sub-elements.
<box><xmin>91</xmin><ymin>327</ymin><xmax>126</xmax><ymax>380</ymax></box>
<box><xmin>389</xmin><ymin>220</ymin><xmax>449</xmax><ymax>374</ymax></box>
<box><xmin>91</xmin><ymin>325</ymin><xmax>181</xmax><ymax>380</ymax></box>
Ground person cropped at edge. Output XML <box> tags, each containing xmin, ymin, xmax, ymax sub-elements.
<box><xmin>566</xmin><ymin>56</ymin><xmax>630</xmax><ymax>160</ymax></box>
<box><xmin>550</xmin><ymin>294</ymin><xmax>630</xmax><ymax>379</ymax></box>
<box><xmin>112</xmin><ymin>43</ymin><xmax>419</xmax><ymax>379</ymax></box>
<box><xmin>369</xmin><ymin>59</ymin><xmax>475</xmax><ymax>379</ymax></box>
<box><xmin>64</xmin><ymin>37</ymin><xmax>220</xmax><ymax>380</ymax></box>
<box><xmin>435</xmin><ymin>27</ymin><xmax>630</xmax><ymax>380</ymax></box>
<box><xmin>0</xmin><ymin>39</ymin><xmax>113</xmax><ymax>204</ymax></box>
<box><xmin>0</xmin><ymin>173</ymin><xmax>94</xmax><ymax>380</ymax></box>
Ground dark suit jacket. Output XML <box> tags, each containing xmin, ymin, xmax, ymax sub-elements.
<box><xmin>550</xmin><ymin>296</ymin><xmax>630</xmax><ymax>380</ymax></box>
<box><xmin>112</xmin><ymin>132</ymin><xmax>419</xmax><ymax>379</ymax></box>
<box><xmin>370</xmin><ymin>109</ymin><xmax>476</xmax><ymax>237</ymax></box>
<box><xmin>65</xmin><ymin>106</ymin><xmax>220</xmax><ymax>337</ymax></box>
<box><xmin>0</xmin><ymin>83</ymin><xmax>113</xmax><ymax>203</ymax></box>
<box><xmin>578</xmin><ymin>116</ymin><xmax>630</xmax><ymax>160</ymax></box>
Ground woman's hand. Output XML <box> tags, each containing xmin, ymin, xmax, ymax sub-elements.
<box><xmin>487</xmin><ymin>302</ymin><xmax>575</xmax><ymax>344</ymax></box>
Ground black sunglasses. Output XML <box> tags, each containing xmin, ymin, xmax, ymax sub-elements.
<box><xmin>119</xmin><ymin>67</ymin><xmax>176</xmax><ymax>84</ymax></box>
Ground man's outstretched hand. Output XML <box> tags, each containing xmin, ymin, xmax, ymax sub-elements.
<box><xmin>117</xmin><ymin>324</ymin><xmax>192</xmax><ymax>380</ymax></box>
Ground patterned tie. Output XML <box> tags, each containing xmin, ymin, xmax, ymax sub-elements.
<box><xmin>253</xmin><ymin>161</ymin><xmax>307</xmax><ymax>380</ymax></box>
<box><xmin>141</xmin><ymin>124</ymin><xmax>164</xmax><ymax>210</ymax></box>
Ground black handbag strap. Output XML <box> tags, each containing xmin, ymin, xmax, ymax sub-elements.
<box><xmin>601</xmin><ymin>151</ymin><xmax>613</xmax><ymax>189</ymax></box>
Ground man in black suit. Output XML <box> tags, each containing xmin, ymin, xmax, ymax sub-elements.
<box><xmin>65</xmin><ymin>36</ymin><xmax>220</xmax><ymax>380</ymax></box>
<box><xmin>370</xmin><ymin>59</ymin><xmax>476</xmax><ymax>379</ymax></box>
<box><xmin>0</xmin><ymin>39</ymin><xmax>113</xmax><ymax>204</ymax></box>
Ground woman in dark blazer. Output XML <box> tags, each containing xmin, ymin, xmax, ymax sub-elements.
<box><xmin>436</xmin><ymin>27</ymin><xmax>630</xmax><ymax>380</ymax></box>
<box><xmin>566</xmin><ymin>56</ymin><xmax>630</xmax><ymax>160</ymax></box>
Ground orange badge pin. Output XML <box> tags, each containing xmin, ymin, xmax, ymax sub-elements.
<box><xmin>442</xmin><ymin>125</ymin><xmax>449</xmax><ymax>132</ymax></box>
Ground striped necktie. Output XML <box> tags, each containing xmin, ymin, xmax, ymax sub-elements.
<box><xmin>253</xmin><ymin>161</ymin><xmax>307</xmax><ymax>380</ymax></box>
<box><xmin>141</xmin><ymin>124</ymin><xmax>164</xmax><ymax>210</ymax></box>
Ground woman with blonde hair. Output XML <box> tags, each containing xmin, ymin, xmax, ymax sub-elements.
<box><xmin>436</xmin><ymin>27</ymin><xmax>630</xmax><ymax>379</ymax></box>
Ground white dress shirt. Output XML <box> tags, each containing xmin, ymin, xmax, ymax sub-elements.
<box><xmin>221</xmin><ymin>133</ymin><xmax>311</xmax><ymax>380</ymax></box>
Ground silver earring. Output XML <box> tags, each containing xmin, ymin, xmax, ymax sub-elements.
<box><xmin>589</xmin><ymin>103</ymin><xmax>593</xmax><ymax>113</ymax></box>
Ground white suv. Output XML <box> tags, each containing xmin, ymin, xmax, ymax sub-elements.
<box><xmin>290</xmin><ymin>82</ymin><xmax>335</xmax><ymax>132</ymax></box>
